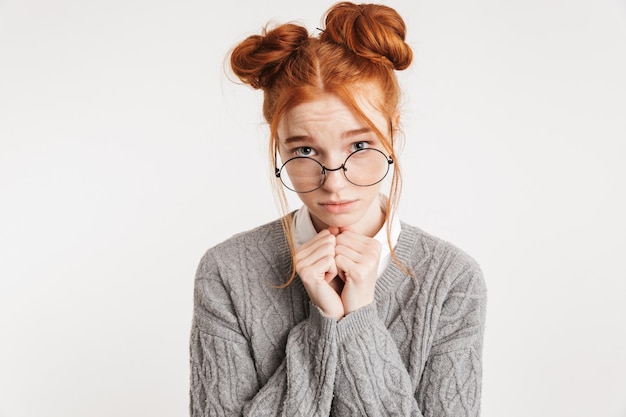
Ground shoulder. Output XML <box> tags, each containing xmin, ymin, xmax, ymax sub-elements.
<box><xmin>398</xmin><ymin>222</ymin><xmax>486</xmax><ymax>292</ymax></box>
<box><xmin>399</xmin><ymin>222</ymin><xmax>480</xmax><ymax>268</ymax></box>
<box><xmin>212</xmin><ymin>216</ymin><xmax>287</xmax><ymax>254</ymax></box>
<box><xmin>195</xmin><ymin>215</ymin><xmax>292</xmax><ymax>283</ymax></box>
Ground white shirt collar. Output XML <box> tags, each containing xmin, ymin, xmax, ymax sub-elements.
<box><xmin>292</xmin><ymin>195</ymin><xmax>401</xmax><ymax>277</ymax></box>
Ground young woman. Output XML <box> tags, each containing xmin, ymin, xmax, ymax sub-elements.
<box><xmin>190</xmin><ymin>2</ymin><xmax>486</xmax><ymax>416</ymax></box>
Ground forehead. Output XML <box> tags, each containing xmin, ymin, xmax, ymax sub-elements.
<box><xmin>277</xmin><ymin>89</ymin><xmax>387</xmax><ymax>138</ymax></box>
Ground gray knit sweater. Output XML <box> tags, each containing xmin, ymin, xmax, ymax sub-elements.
<box><xmin>190</xmin><ymin>215</ymin><xmax>486</xmax><ymax>416</ymax></box>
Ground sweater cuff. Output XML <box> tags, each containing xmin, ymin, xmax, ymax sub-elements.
<box><xmin>308</xmin><ymin>302</ymin><xmax>339</xmax><ymax>337</ymax></box>
<box><xmin>336</xmin><ymin>302</ymin><xmax>379</xmax><ymax>343</ymax></box>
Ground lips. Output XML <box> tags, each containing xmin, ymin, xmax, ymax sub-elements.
<box><xmin>319</xmin><ymin>200</ymin><xmax>356</xmax><ymax>214</ymax></box>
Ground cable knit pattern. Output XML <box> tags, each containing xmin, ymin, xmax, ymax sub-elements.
<box><xmin>190</xmin><ymin>214</ymin><xmax>487</xmax><ymax>416</ymax></box>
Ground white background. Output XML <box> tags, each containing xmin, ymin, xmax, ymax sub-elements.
<box><xmin>1</xmin><ymin>0</ymin><xmax>625</xmax><ymax>416</ymax></box>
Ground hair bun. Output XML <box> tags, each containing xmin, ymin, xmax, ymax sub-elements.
<box><xmin>230</xmin><ymin>23</ymin><xmax>309</xmax><ymax>89</ymax></box>
<box><xmin>320</xmin><ymin>2</ymin><xmax>412</xmax><ymax>70</ymax></box>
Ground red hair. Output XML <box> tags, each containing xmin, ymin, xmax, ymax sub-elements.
<box><xmin>229</xmin><ymin>2</ymin><xmax>414</xmax><ymax>285</ymax></box>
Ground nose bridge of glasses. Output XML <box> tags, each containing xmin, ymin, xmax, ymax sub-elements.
<box><xmin>322</xmin><ymin>163</ymin><xmax>347</xmax><ymax>174</ymax></box>
<box><xmin>319</xmin><ymin>161</ymin><xmax>350</xmax><ymax>191</ymax></box>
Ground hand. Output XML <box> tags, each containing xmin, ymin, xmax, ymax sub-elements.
<box><xmin>334</xmin><ymin>228</ymin><xmax>381</xmax><ymax>314</ymax></box>
<box><xmin>295</xmin><ymin>228</ymin><xmax>344</xmax><ymax>320</ymax></box>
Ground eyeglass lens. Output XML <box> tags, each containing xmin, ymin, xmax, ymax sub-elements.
<box><xmin>277</xmin><ymin>148</ymin><xmax>391</xmax><ymax>193</ymax></box>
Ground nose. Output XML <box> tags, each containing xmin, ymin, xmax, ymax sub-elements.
<box><xmin>320</xmin><ymin>162</ymin><xmax>348</xmax><ymax>191</ymax></box>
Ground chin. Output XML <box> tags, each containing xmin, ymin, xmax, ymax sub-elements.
<box><xmin>315</xmin><ymin>212</ymin><xmax>361</xmax><ymax>229</ymax></box>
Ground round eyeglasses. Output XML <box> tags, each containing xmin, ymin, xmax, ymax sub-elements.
<box><xmin>275</xmin><ymin>148</ymin><xmax>393</xmax><ymax>193</ymax></box>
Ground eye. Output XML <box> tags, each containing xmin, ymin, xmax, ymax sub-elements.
<box><xmin>351</xmin><ymin>141</ymin><xmax>370</xmax><ymax>152</ymax></box>
<box><xmin>294</xmin><ymin>146</ymin><xmax>316</xmax><ymax>157</ymax></box>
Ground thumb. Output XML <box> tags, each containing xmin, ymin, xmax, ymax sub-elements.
<box><xmin>337</xmin><ymin>268</ymin><xmax>346</xmax><ymax>281</ymax></box>
<box><xmin>325</xmin><ymin>259</ymin><xmax>338</xmax><ymax>283</ymax></box>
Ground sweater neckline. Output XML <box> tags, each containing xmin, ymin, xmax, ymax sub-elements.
<box><xmin>373</xmin><ymin>221</ymin><xmax>420</xmax><ymax>297</ymax></box>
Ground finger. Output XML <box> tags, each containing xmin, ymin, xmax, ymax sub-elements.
<box><xmin>324</xmin><ymin>260</ymin><xmax>338</xmax><ymax>282</ymax></box>
<box><xmin>334</xmin><ymin>254</ymin><xmax>356</xmax><ymax>279</ymax></box>
<box><xmin>297</xmin><ymin>243</ymin><xmax>336</xmax><ymax>273</ymax></box>
<box><xmin>336</xmin><ymin>235</ymin><xmax>381</xmax><ymax>262</ymax></box>
<box><xmin>334</xmin><ymin>246</ymin><xmax>359</xmax><ymax>264</ymax></box>
<box><xmin>335</xmin><ymin>229</ymin><xmax>366</xmax><ymax>247</ymax></box>
<box><xmin>303</xmin><ymin>237</ymin><xmax>336</xmax><ymax>259</ymax></box>
<box><xmin>296</xmin><ymin>232</ymin><xmax>336</xmax><ymax>265</ymax></box>
<box><xmin>335</xmin><ymin>242</ymin><xmax>380</xmax><ymax>263</ymax></box>
<box><xmin>328</xmin><ymin>226</ymin><xmax>340</xmax><ymax>236</ymax></box>
<box><xmin>335</xmin><ymin>240</ymin><xmax>381</xmax><ymax>283</ymax></box>
<box><xmin>337</xmin><ymin>267</ymin><xmax>346</xmax><ymax>282</ymax></box>
<box><xmin>298</xmin><ymin>229</ymin><xmax>333</xmax><ymax>253</ymax></box>
<box><xmin>296</xmin><ymin>232</ymin><xmax>340</xmax><ymax>284</ymax></box>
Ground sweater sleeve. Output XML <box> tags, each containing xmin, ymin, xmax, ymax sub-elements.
<box><xmin>331</xmin><ymin>267</ymin><xmax>487</xmax><ymax>417</ymax></box>
<box><xmin>417</xmin><ymin>267</ymin><xmax>487</xmax><ymax>417</ymax></box>
<box><xmin>332</xmin><ymin>303</ymin><xmax>423</xmax><ymax>416</ymax></box>
<box><xmin>189</xmin><ymin>250</ymin><xmax>339</xmax><ymax>417</ymax></box>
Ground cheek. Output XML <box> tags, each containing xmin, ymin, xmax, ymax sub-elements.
<box><xmin>295</xmin><ymin>192</ymin><xmax>315</xmax><ymax>209</ymax></box>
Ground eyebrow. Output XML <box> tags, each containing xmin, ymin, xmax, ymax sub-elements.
<box><xmin>283</xmin><ymin>135</ymin><xmax>310</xmax><ymax>145</ymax></box>
<box><xmin>282</xmin><ymin>128</ymin><xmax>373</xmax><ymax>145</ymax></box>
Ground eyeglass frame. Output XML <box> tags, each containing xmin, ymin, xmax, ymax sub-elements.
<box><xmin>274</xmin><ymin>147</ymin><xmax>394</xmax><ymax>193</ymax></box>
